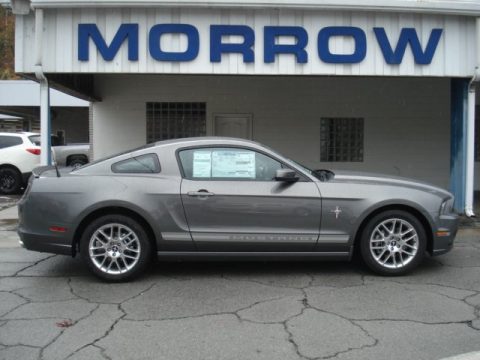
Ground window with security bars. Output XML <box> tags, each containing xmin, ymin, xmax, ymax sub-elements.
<box><xmin>320</xmin><ymin>117</ymin><xmax>364</xmax><ymax>162</ymax></box>
<box><xmin>146</xmin><ymin>102</ymin><xmax>206</xmax><ymax>143</ymax></box>
<box><xmin>476</xmin><ymin>106</ymin><xmax>480</xmax><ymax>162</ymax></box>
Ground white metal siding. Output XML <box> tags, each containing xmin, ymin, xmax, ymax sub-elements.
<box><xmin>16</xmin><ymin>8</ymin><xmax>476</xmax><ymax>77</ymax></box>
<box><xmin>92</xmin><ymin>75</ymin><xmax>452</xmax><ymax>188</ymax></box>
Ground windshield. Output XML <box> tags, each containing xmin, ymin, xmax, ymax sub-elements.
<box><xmin>287</xmin><ymin>158</ymin><xmax>334</xmax><ymax>182</ymax></box>
<box><xmin>288</xmin><ymin>159</ymin><xmax>313</xmax><ymax>174</ymax></box>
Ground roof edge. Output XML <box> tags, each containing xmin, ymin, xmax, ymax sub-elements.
<box><xmin>18</xmin><ymin>0</ymin><xmax>480</xmax><ymax>16</ymax></box>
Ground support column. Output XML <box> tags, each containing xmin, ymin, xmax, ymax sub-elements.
<box><xmin>450</xmin><ymin>79</ymin><xmax>469</xmax><ymax>213</ymax></box>
<box><xmin>38</xmin><ymin>79</ymin><xmax>51</xmax><ymax>166</ymax></box>
<box><xmin>34</xmin><ymin>8</ymin><xmax>52</xmax><ymax>166</ymax></box>
<box><xmin>465</xmin><ymin>82</ymin><xmax>477</xmax><ymax>216</ymax></box>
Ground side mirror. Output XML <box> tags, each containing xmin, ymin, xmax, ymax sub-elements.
<box><xmin>275</xmin><ymin>169</ymin><xmax>299</xmax><ymax>182</ymax></box>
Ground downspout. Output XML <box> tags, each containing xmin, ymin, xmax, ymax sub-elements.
<box><xmin>464</xmin><ymin>17</ymin><xmax>480</xmax><ymax>217</ymax></box>
<box><xmin>33</xmin><ymin>8</ymin><xmax>52</xmax><ymax>166</ymax></box>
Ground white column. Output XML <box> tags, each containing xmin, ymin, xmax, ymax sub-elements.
<box><xmin>34</xmin><ymin>8</ymin><xmax>52</xmax><ymax>166</ymax></box>
<box><xmin>38</xmin><ymin>79</ymin><xmax>51</xmax><ymax>165</ymax></box>
<box><xmin>466</xmin><ymin>83</ymin><xmax>476</xmax><ymax>216</ymax></box>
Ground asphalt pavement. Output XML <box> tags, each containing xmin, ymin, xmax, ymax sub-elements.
<box><xmin>0</xmin><ymin>198</ymin><xmax>479</xmax><ymax>360</ymax></box>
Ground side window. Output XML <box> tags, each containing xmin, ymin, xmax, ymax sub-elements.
<box><xmin>111</xmin><ymin>154</ymin><xmax>160</xmax><ymax>174</ymax></box>
<box><xmin>179</xmin><ymin>147</ymin><xmax>283</xmax><ymax>181</ymax></box>
<box><xmin>0</xmin><ymin>136</ymin><xmax>23</xmax><ymax>149</ymax></box>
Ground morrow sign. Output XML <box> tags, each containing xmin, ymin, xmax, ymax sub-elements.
<box><xmin>78</xmin><ymin>24</ymin><xmax>443</xmax><ymax>65</ymax></box>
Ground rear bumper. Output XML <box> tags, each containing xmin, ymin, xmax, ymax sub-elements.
<box><xmin>17</xmin><ymin>199</ymin><xmax>74</xmax><ymax>256</ymax></box>
<box><xmin>21</xmin><ymin>172</ymin><xmax>32</xmax><ymax>186</ymax></box>
<box><xmin>18</xmin><ymin>227</ymin><xmax>72</xmax><ymax>255</ymax></box>
<box><xmin>431</xmin><ymin>213</ymin><xmax>459</xmax><ymax>256</ymax></box>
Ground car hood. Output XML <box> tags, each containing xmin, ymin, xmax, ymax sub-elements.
<box><xmin>327</xmin><ymin>170</ymin><xmax>452</xmax><ymax>199</ymax></box>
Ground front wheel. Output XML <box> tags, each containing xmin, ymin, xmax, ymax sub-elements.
<box><xmin>360</xmin><ymin>210</ymin><xmax>427</xmax><ymax>276</ymax></box>
<box><xmin>80</xmin><ymin>214</ymin><xmax>152</xmax><ymax>281</ymax></box>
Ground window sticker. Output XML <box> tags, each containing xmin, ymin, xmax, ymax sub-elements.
<box><xmin>193</xmin><ymin>151</ymin><xmax>212</xmax><ymax>178</ymax></box>
<box><xmin>212</xmin><ymin>150</ymin><xmax>256</xmax><ymax>178</ymax></box>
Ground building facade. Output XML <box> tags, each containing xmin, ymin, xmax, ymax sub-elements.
<box><xmin>5</xmin><ymin>0</ymin><xmax>480</xmax><ymax>213</ymax></box>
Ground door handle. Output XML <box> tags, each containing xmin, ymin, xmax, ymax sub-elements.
<box><xmin>187</xmin><ymin>190</ymin><xmax>215</xmax><ymax>197</ymax></box>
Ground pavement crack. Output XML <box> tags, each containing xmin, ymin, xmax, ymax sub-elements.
<box><xmin>66</xmin><ymin>304</ymin><xmax>126</xmax><ymax>359</ymax></box>
<box><xmin>221</xmin><ymin>275</ymin><xmax>303</xmax><ymax>290</ymax></box>
<box><xmin>282</xmin><ymin>320</ymin><xmax>315</xmax><ymax>360</ymax></box>
<box><xmin>92</xmin><ymin>344</ymin><xmax>113</xmax><ymax>360</ymax></box>
<box><xmin>11</xmin><ymin>254</ymin><xmax>57</xmax><ymax>277</ymax></box>
<box><xmin>39</xmin><ymin>303</ymin><xmax>101</xmax><ymax>360</ymax></box>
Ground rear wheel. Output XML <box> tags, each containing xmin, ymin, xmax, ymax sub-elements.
<box><xmin>80</xmin><ymin>214</ymin><xmax>152</xmax><ymax>281</ymax></box>
<box><xmin>360</xmin><ymin>210</ymin><xmax>427</xmax><ymax>276</ymax></box>
<box><xmin>0</xmin><ymin>167</ymin><xmax>22</xmax><ymax>194</ymax></box>
<box><xmin>68</xmin><ymin>156</ymin><xmax>88</xmax><ymax>169</ymax></box>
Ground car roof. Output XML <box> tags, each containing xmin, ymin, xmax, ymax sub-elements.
<box><xmin>0</xmin><ymin>132</ymin><xmax>37</xmax><ymax>137</ymax></box>
<box><xmin>153</xmin><ymin>137</ymin><xmax>262</xmax><ymax>148</ymax></box>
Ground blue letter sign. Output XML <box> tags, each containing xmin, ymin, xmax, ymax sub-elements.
<box><xmin>318</xmin><ymin>26</ymin><xmax>367</xmax><ymax>63</ymax></box>
<box><xmin>149</xmin><ymin>24</ymin><xmax>199</xmax><ymax>61</ymax></box>
<box><xmin>264</xmin><ymin>26</ymin><xmax>308</xmax><ymax>63</ymax></box>
<box><xmin>210</xmin><ymin>25</ymin><xmax>255</xmax><ymax>63</ymax></box>
<box><xmin>374</xmin><ymin>27</ymin><xmax>443</xmax><ymax>65</ymax></box>
<box><xmin>77</xmin><ymin>23</ymin><xmax>443</xmax><ymax>66</ymax></box>
<box><xmin>78</xmin><ymin>24</ymin><xmax>138</xmax><ymax>61</ymax></box>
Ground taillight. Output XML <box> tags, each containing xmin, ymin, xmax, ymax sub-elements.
<box><xmin>49</xmin><ymin>226</ymin><xmax>68</xmax><ymax>233</ymax></box>
<box><xmin>26</xmin><ymin>148</ymin><xmax>41</xmax><ymax>155</ymax></box>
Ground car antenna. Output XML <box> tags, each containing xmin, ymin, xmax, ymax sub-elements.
<box><xmin>54</xmin><ymin>162</ymin><xmax>61</xmax><ymax>178</ymax></box>
<box><xmin>51</xmin><ymin>152</ymin><xmax>61</xmax><ymax>178</ymax></box>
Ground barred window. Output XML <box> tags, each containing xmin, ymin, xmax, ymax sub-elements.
<box><xmin>146</xmin><ymin>102</ymin><xmax>206</xmax><ymax>143</ymax></box>
<box><xmin>320</xmin><ymin>118</ymin><xmax>364</xmax><ymax>162</ymax></box>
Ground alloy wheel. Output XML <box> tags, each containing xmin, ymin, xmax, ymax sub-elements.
<box><xmin>88</xmin><ymin>223</ymin><xmax>141</xmax><ymax>275</ymax></box>
<box><xmin>369</xmin><ymin>218</ymin><xmax>419</xmax><ymax>269</ymax></box>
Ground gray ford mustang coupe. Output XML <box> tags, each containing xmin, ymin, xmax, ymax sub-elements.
<box><xmin>18</xmin><ymin>137</ymin><xmax>458</xmax><ymax>281</ymax></box>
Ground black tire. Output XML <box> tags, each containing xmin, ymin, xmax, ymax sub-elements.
<box><xmin>0</xmin><ymin>167</ymin><xmax>22</xmax><ymax>195</ymax></box>
<box><xmin>68</xmin><ymin>156</ymin><xmax>88</xmax><ymax>169</ymax></box>
<box><xmin>80</xmin><ymin>214</ymin><xmax>152</xmax><ymax>282</ymax></box>
<box><xmin>360</xmin><ymin>210</ymin><xmax>427</xmax><ymax>276</ymax></box>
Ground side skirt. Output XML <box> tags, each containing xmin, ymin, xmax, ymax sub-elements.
<box><xmin>156</xmin><ymin>251</ymin><xmax>351</xmax><ymax>262</ymax></box>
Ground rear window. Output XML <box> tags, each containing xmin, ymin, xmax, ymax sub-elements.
<box><xmin>0</xmin><ymin>135</ymin><xmax>23</xmax><ymax>149</ymax></box>
<box><xmin>29</xmin><ymin>135</ymin><xmax>63</xmax><ymax>146</ymax></box>
<box><xmin>111</xmin><ymin>154</ymin><xmax>160</xmax><ymax>174</ymax></box>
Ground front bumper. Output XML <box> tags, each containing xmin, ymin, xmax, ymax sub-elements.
<box><xmin>431</xmin><ymin>213</ymin><xmax>459</xmax><ymax>256</ymax></box>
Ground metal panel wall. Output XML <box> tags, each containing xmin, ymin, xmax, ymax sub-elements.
<box><xmin>16</xmin><ymin>8</ymin><xmax>476</xmax><ymax>76</ymax></box>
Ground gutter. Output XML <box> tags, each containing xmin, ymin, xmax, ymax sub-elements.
<box><xmin>27</xmin><ymin>0</ymin><xmax>480</xmax><ymax>16</ymax></box>
<box><xmin>33</xmin><ymin>8</ymin><xmax>52</xmax><ymax>166</ymax></box>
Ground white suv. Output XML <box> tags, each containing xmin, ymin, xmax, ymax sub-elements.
<box><xmin>0</xmin><ymin>132</ymin><xmax>41</xmax><ymax>194</ymax></box>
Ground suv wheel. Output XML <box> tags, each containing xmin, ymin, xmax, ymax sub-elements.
<box><xmin>360</xmin><ymin>210</ymin><xmax>427</xmax><ymax>276</ymax></box>
<box><xmin>80</xmin><ymin>214</ymin><xmax>152</xmax><ymax>281</ymax></box>
<box><xmin>0</xmin><ymin>167</ymin><xmax>22</xmax><ymax>194</ymax></box>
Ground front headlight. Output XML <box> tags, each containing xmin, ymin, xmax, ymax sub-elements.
<box><xmin>440</xmin><ymin>197</ymin><xmax>454</xmax><ymax>215</ymax></box>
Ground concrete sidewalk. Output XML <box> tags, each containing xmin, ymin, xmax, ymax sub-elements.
<box><xmin>0</xmin><ymin>205</ymin><xmax>19</xmax><ymax>248</ymax></box>
<box><xmin>0</xmin><ymin>205</ymin><xmax>18</xmax><ymax>221</ymax></box>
